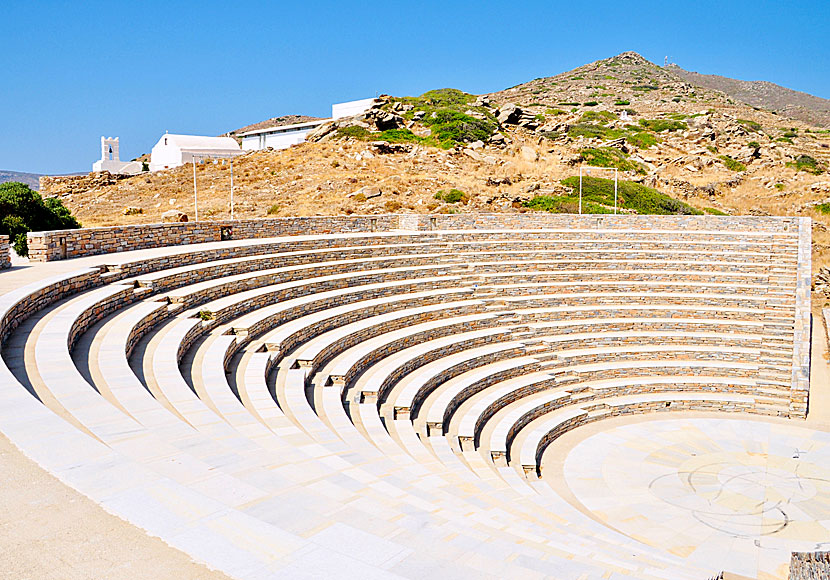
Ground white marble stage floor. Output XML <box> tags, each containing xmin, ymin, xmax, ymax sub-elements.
<box><xmin>562</xmin><ymin>418</ymin><xmax>830</xmax><ymax>580</ymax></box>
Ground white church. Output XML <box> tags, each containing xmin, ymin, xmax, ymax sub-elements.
<box><xmin>149</xmin><ymin>134</ymin><xmax>243</xmax><ymax>172</ymax></box>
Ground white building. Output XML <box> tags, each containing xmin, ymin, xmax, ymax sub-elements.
<box><xmin>92</xmin><ymin>137</ymin><xmax>142</xmax><ymax>174</ymax></box>
<box><xmin>150</xmin><ymin>134</ymin><xmax>243</xmax><ymax>172</ymax></box>
<box><xmin>240</xmin><ymin>120</ymin><xmax>327</xmax><ymax>152</ymax></box>
<box><xmin>238</xmin><ymin>98</ymin><xmax>377</xmax><ymax>152</ymax></box>
<box><xmin>332</xmin><ymin>97</ymin><xmax>377</xmax><ymax>119</ymax></box>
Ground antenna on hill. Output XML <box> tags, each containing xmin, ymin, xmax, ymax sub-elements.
<box><xmin>664</xmin><ymin>56</ymin><xmax>668</xmax><ymax>67</ymax></box>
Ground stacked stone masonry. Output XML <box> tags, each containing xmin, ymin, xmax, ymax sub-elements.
<box><xmin>0</xmin><ymin>235</ymin><xmax>9</xmax><ymax>269</ymax></box>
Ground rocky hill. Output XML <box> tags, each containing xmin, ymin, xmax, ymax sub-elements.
<box><xmin>37</xmin><ymin>52</ymin><xmax>830</xmax><ymax>286</ymax></box>
<box><xmin>668</xmin><ymin>64</ymin><xmax>830</xmax><ymax>128</ymax></box>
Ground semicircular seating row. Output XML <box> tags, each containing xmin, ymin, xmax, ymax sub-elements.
<box><xmin>0</xmin><ymin>226</ymin><xmax>805</xmax><ymax>579</ymax></box>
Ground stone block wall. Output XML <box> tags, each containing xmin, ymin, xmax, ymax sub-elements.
<box><xmin>789</xmin><ymin>551</ymin><xmax>830</xmax><ymax>580</ymax></box>
<box><xmin>26</xmin><ymin>213</ymin><xmax>805</xmax><ymax>262</ymax></box>
<box><xmin>27</xmin><ymin>215</ymin><xmax>398</xmax><ymax>262</ymax></box>
<box><xmin>0</xmin><ymin>236</ymin><xmax>9</xmax><ymax>270</ymax></box>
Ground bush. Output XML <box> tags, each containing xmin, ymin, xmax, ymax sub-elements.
<box><xmin>614</xmin><ymin>100</ymin><xmax>630</xmax><ymax>106</ymax></box>
<box><xmin>583</xmin><ymin>101</ymin><xmax>599</xmax><ymax>107</ymax></box>
<box><xmin>718</xmin><ymin>155</ymin><xmax>746</xmax><ymax>172</ymax></box>
<box><xmin>197</xmin><ymin>309</ymin><xmax>214</xmax><ymax>321</ymax></box>
<box><xmin>704</xmin><ymin>207</ymin><xmax>728</xmax><ymax>215</ymax></box>
<box><xmin>0</xmin><ymin>182</ymin><xmax>81</xmax><ymax>256</ymax></box>
<box><xmin>737</xmin><ymin>119</ymin><xmax>762</xmax><ymax>132</ymax></box>
<box><xmin>625</xmin><ymin>131</ymin><xmax>657</xmax><ymax>149</ymax></box>
<box><xmin>336</xmin><ymin>125</ymin><xmax>371</xmax><ymax>140</ymax></box>
<box><xmin>375</xmin><ymin>129</ymin><xmax>431</xmax><ymax>145</ymax></box>
<box><xmin>418</xmin><ymin>88</ymin><xmax>475</xmax><ymax>107</ymax></box>
<box><xmin>267</xmin><ymin>203</ymin><xmax>280</xmax><ymax>215</ymax></box>
<box><xmin>423</xmin><ymin>109</ymin><xmax>496</xmax><ymax>146</ymax></box>
<box><xmin>787</xmin><ymin>154</ymin><xmax>823</xmax><ymax>175</ymax></box>
<box><xmin>815</xmin><ymin>203</ymin><xmax>830</xmax><ymax>215</ymax></box>
<box><xmin>580</xmin><ymin>148</ymin><xmax>645</xmax><ymax>174</ymax></box>
<box><xmin>523</xmin><ymin>176</ymin><xmax>701</xmax><ymax>215</ymax></box>
<box><xmin>639</xmin><ymin>119</ymin><xmax>687</xmax><ymax>132</ymax></box>
<box><xmin>434</xmin><ymin>189</ymin><xmax>467</xmax><ymax>203</ymax></box>
<box><xmin>747</xmin><ymin>141</ymin><xmax>761</xmax><ymax>150</ymax></box>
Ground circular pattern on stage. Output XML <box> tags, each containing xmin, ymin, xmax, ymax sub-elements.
<box><xmin>562</xmin><ymin>418</ymin><xmax>830</xmax><ymax>579</ymax></box>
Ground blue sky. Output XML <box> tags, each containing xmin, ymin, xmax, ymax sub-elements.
<box><xmin>2</xmin><ymin>0</ymin><xmax>828</xmax><ymax>174</ymax></box>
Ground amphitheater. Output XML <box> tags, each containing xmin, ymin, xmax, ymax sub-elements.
<box><xmin>1</xmin><ymin>213</ymin><xmax>829</xmax><ymax>580</ymax></box>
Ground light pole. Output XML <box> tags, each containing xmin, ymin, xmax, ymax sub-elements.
<box><xmin>192</xmin><ymin>156</ymin><xmax>199</xmax><ymax>221</ymax></box>
<box><xmin>191</xmin><ymin>153</ymin><xmax>238</xmax><ymax>222</ymax></box>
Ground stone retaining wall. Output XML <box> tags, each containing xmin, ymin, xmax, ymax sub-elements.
<box><xmin>0</xmin><ymin>236</ymin><xmax>9</xmax><ymax>270</ymax></box>
<box><xmin>27</xmin><ymin>215</ymin><xmax>398</xmax><ymax>262</ymax></box>
<box><xmin>789</xmin><ymin>551</ymin><xmax>830</xmax><ymax>580</ymax></box>
<box><xmin>27</xmin><ymin>213</ymin><xmax>805</xmax><ymax>262</ymax></box>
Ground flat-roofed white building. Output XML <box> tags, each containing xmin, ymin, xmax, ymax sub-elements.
<box><xmin>150</xmin><ymin>134</ymin><xmax>243</xmax><ymax>171</ymax></box>
<box><xmin>240</xmin><ymin>119</ymin><xmax>326</xmax><ymax>152</ymax></box>
<box><xmin>332</xmin><ymin>97</ymin><xmax>377</xmax><ymax>119</ymax></box>
<box><xmin>237</xmin><ymin>98</ymin><xmax>377</xmax><ymax>152</ymax></box>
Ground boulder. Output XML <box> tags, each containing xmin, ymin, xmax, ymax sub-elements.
<box><xmin>520</xmin><ymin>146</ymin><xmax>538</xmax><ymax>162</ymax></box>
<box><xmin>366</xmin><ymin>109</ymin><xmax>404</xmax><ymax>131</ymax></box>
<box><xmin>162</xmin><ymin>210</ymin><xmax>188</xmax><ymax>223</ymax></box>
<box><xmin>496</xmin><ymin>104</ymin><xmax>523</xmax><ymax>125</ymax></box>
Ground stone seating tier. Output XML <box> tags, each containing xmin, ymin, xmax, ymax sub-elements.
<box><xmin>0</xmin><ymin>217</ymin><xmax>812</xmax><ymax>580</ymax></box>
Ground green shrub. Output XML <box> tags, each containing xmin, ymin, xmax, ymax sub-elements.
<box><xmin>375</xmin><ymin>129</ymin><xmax>432</xmax><ymax>145</ymax></box>
<box><xmin>639</xmin><ymin>119</ymin><xmax>687</xmax><ymax>132</ymax></box>
<box><xmin>197</xmin><ymin>309</ymin><xmax>214</xmax><ymax>321</ymax></box>
<box><xmin>0</xmin><ymin>182</ymin><xmax>81</xmax><ymax>256</ymax></box>
<box><xmin>417</xmin><ymin>88</ymin><xmax>475</xmax><ymax>107</ymax></box>
<box><xmin>579</xmin><ymin>148</ymin><xmax>645</xmax><ymax>173</ymax></box>
<box><xmin>625</xmin><ymin>131</ymin><xmax>657</xmax><ymax>148</ymax></box>
<box><xmin>558</xmin><ymin>102</ymin><xmax>580</xmax><ymax>106</ymax></box>
<box><xmin>423</xmin><ymin>110</ymin><xmax>496</xmax><ymax>146</ymax></box>
<box><xmin>718</xmin><ymin>155</ymin><xmax>746</xmax><ymax>172</ymax></box>
<box><xmin>389</xmin><ymin>89</ymin><xmax>497</xmax><ymax>148</ymax></box>
<box><xmin>580</xmin><ymin>110</ymin><xmax>616</xmax><ymax>124</ymax></box>
<box><xmin>614</xmin><ymin>99</ymin><xmax>630</xmax><ymax>106</ymax></box>
<box><xmin>787</xmin><ymin>154</ymin><xmax>823</xmax><ymax>175</ymax></box>
<box><xmin>815</xmin><ymin>203</ymin><xmax>830</xmax><ymax>215</ymax></box>
<box><xmin>545</xmin><ymin>108</ymin><xmax>565</xmax><ymax>116</ymax></box>
<box><xmin>776</xmin><ymin>136</ymin><xmax>793</xmax><ymax>144</ymax></box>
<box><xmin>434</xmin><ymin>189</ymin><xmax>467</xmax><ymax>203</ymax></box>
<box><xmin>583</xmin><ymin>101</ymin><xmax>599</xmax><ymax>107</ymax></box>
<box><xmin>267</xmin><ymin>203</ymin><xmax>280</xmax><ymax>215</ymax></box>
<box><xmin>704</xmin><ymin>207</ymin><xmax>728</xmax><ymax>215</ymax></box>
<box><xmin>523</xmin><ymin>176</ymin><xmax>701</xmax><ymax>215</ymax></box>
<box><xmin>737</xmin><ymin>119</ymin><xmax>762</xmax><ymax>132</ymax></box>
<box><xmin>747</xmin><ymin>141</ymin><xmax>761</xmax><ymax>150</ymax></box>
<box><xmin>336</xmin><ymin>125</ymin><xmax>371</xmax><ymax>140</ymax></box>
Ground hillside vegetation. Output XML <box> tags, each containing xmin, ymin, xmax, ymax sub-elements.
<box><xmin>36</xmin><ymin>51</ymin><xmax>830</xmax><ymax>284</ymax></box>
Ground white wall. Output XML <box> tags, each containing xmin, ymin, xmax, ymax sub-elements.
<box><xmin>332</xmin><ymin>98</ymin><xmax>376</xmax><ymax>119</ymax></box>
<box><xmin>149</xmin><ymin>136</ymin><xmax>183</xmax><ymax>171</ymax></box>
<box><xmin>241</xmin><ymin>127</ymin><xmax>317</xmax><ymax>151</ymax></box>
<box><xmin>92</xmin><ymin>159</ymin><xmax>142</xmax><ymax>174</ymax></box>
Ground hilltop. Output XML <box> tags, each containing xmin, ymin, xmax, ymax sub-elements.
<box><xmin>37</xmin><ymin>51</ymin><xmax>830</xmax><ymax>279</ymax></box>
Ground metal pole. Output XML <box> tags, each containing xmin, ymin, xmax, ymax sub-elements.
<box><xmin>192</xmin><ymin>156</ymin><xmax>198</xmax><ymax>221</ymax></box>
<box><xmin>614</xmin><ymin>169</ymin><xmax>618</xmax><ymax>214</ymax></box>
<box><xmin>230</xmin><ymin>159</ymin><xmax>234</xmax><ymax>221</ymax></box>
<box><xmin>578</xmin><ymin>166</ymin><xmax>583</xmax><ymax>215</ymax></box>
